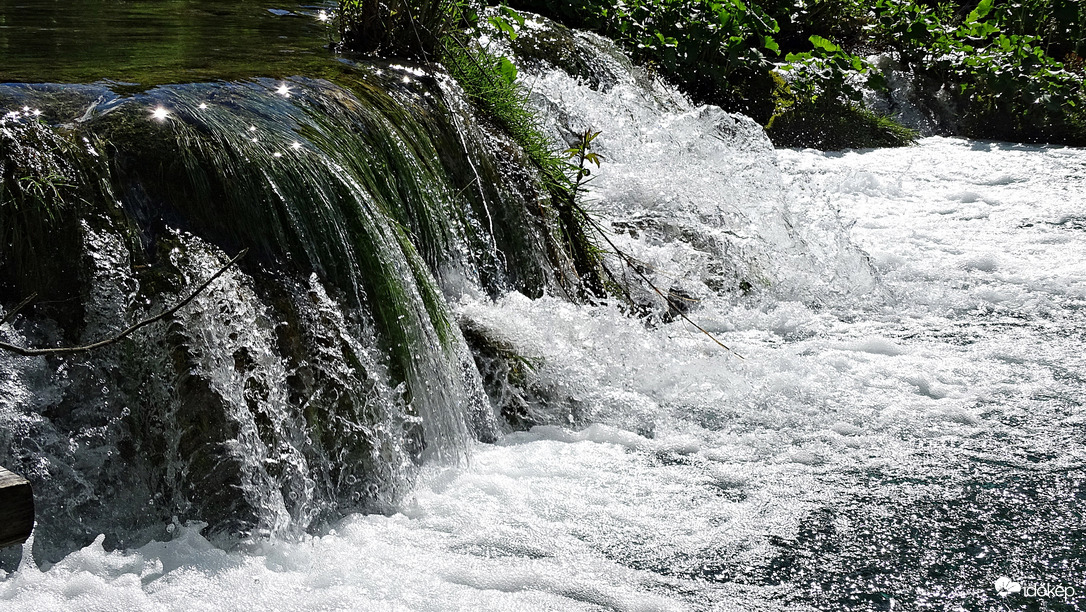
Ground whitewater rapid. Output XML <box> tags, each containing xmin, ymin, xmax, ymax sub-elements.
<box><xmin>4</xmin><ymin>15</ymin><xmax>1086</xmax><ymax>605</ymax></box>
<box><xmin>3</xmin><ymin>132</ymin><xmax>1082</xmax><ymax>609</ymax></box>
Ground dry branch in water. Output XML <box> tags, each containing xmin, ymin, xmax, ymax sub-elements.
<box><xmin>564</xmin><ymin>129</ymin><xmax>742</xmax><ymax>359</ymax></box>
<box><xmin>0</xmin><ymin>249</ymin><xmax>248</xmax><ymax>357</ymax></box>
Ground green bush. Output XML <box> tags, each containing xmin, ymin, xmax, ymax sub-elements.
<box><xmin>505</xmin><ymin>0</ymin><xmax>784</xmax><ymax>122</ymax></box>
<box><xmin>871</xmin><ymin>0</ymin><xmax>1086</xmax><ymax>144</ymax></box>
<box><xmin>949</xmin><ymin>0</ymin><xmax>1084</xmax><ymax>61</ymax></box>
<box><xmin>493</xmin><ymin>0</ymin><xmax>1082</xmax><ymax>147</ymax></box>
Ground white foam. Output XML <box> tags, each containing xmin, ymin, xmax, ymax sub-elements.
<box><xmin>4</xmin><ymin>37</ymin><xmax>1086</xmax><ymax>612</ymax></box>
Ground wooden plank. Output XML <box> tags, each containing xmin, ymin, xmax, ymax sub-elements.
<box><xmin>0</xmin><ymin>466</ymin><xmax>34</xmax><ymax>549</ymax></box>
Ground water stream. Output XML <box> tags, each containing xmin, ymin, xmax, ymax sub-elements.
<box><xmin>0</xmin><ymin>0</ymin><xmax>337</xmax><ymax>86</ymax></box>
<box><xmin>1</xmin><ymin>5</ymin><xmax>1084</xmax><ymax>612</ymax></box>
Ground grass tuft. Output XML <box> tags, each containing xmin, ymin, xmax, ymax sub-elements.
<box><xmin>440</xmin><ymin>34</ymin><xmax>605</xmax><ymax>297</ymax></box>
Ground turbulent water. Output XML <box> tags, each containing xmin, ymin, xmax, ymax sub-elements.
<box><xmin>3</xmin><ymin>13</ymin><xmax>1086</xmax><ymax>612</ymax></box>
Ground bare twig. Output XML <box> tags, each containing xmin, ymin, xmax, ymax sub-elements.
<box><xmin>566</xmin><ymin>129</ymin><xmax>743</xmax><ymax>359</ymax></box>
<box><xmin>0</xmin><ymin>249</ymin><xmax>248</xmax><ymax>357</ymax></box>
<box><xmin>0</xmin><ymin>293</ymin><xmax>38</xmax><ymax>328</ymax></box>
<box><xmin>586</xmin><ymin>213</ymin><xmax>744</xmax><ymax>359</ymax></box>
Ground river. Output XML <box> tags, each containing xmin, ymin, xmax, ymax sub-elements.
<box><xmin>2</xmin><ymin>5</ymin><xmax>1085</xmax><ymax>612</ymax></box>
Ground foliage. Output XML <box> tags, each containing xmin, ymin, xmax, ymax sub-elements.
<box><xmin>506</xmin><ymin>0</ymin><xmax>784</xmax><ymax>121</ymax></box>
<box><xmin>493</xmin><ymin>0</ymin><xmax>1082</xmax><ymax>147</ymax></box>
<box><xmin>973</xmin><ymin>0</ymin><xmax>1084</xmax><ymax>61</ymax></box>
<box><xmin>337</xmin><ymin>0</ymin><xmax>460</xmax><ymax>60</ymax></box>
<box><xmin>871</xmin><ymin>0</ymin><xmax>1086</xmax><ymax>144</ymax></box>
<box><xmin>770</xmin><ymin>0</ymin><xmax>872</xmax><ymax>52</ymax></box>
<box><xmin>563</xmin><ymin>128</ymin><xmax>603</xmax><ymax>186</ymax></box>
<box><xmin>779</xmin><ymin>34</ymin><xmax>883</xmax><ymax>107</ymax></box>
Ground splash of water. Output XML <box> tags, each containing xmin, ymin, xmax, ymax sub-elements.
<box><xmin>2</xmin><ymin>11</ymin><xmax>1084</xmax><ymax>612</ymax></box>
<box><xmin>1</xmin><ymin>66</ymin><xmax>569</xmax><ymax>561</ymax></box>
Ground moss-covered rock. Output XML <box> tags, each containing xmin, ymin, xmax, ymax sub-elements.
<box><xmin>1</xmin><ymin>71</ymin><xmax>575</xmax><ymax>560</ymax></box>
<box><xmin>766</xmin><ymin>101</ymin><xmax>917</xmax><ymax>150</ymax></box>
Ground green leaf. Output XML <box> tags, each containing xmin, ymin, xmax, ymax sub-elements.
<box><xmin>965</xmin><ymin>0</ymin><xmax>995</xmax><ymax>24</ymax></box>
<box><xmin>497</xmin><ymin>56</ymin><xmax>518</xmax><ymax>84</ymax></box>
<box><xmin>499</xmin><ymin>5</ymin><xmax>526</xmax><ymax>27</ymax></box>
<box><xmin>488</xmin><ymin>15</ymin><xmax>517</xmax><ymax>40</ymax></box>
<box><xmin>809</xmin><ymin>35</ymin><xmax>838</xmax><ymax>53</ymax></box>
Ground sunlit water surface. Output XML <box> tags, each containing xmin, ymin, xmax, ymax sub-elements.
<box><xmin>0</xmin><ymin>0</ymin><xmax>335</xmax><ymax>86</ymax></box>
<box><xmin>2</xmin><ymin>133</ymin><xmax>1082</xmax><ymax>610</ymax></box>
<box><xmin>1</xmin><ymin>10</ymin><xmax>1085</xmax><ymax>606</ymax></box>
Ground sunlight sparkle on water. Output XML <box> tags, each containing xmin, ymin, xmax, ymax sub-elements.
<box><xmin>2</xmin><ymin>41</ymin><xmax>1084</xmax><ymax>612</ymax></box>
<box><xmin>276</xmin><ymin>83</ymin><xmax>291</xmax><ymax>97</ymax></box>
<box><xmin>150</xmin><ymin>107</ymin><xmax>169</xmax><ymax>121</ymax></box>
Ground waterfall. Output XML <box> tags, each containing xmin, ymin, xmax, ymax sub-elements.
<box><xmin>4</xmin><ymin>8</ymin><xmax>1083</xmax><ymax>612</ymax></box>
<box><xmin>1</xmin><ymin>9</ymin><xmax>871</xmax><ymax>568</ymax></box>
<box><xmin>1</xmin><ymin>66</ymin><xmax>568</xmax><ymax>562</ymax></box>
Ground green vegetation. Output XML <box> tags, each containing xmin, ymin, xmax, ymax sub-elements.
<box><xmin>337</xmin><ymin>0</ymin><xmax>606</xmax><ymax>297</ymax></box>
<box><xmin>767</xmin><ymin>34</ymin><xmax>917</xmax><ymax>147</ymax></box>
<box><xmin>443</xmin><ymin>36</ymin><xmax>605</xmax><ymax>296</ymax></box>
<box><xmin>0</xmin><ymin>117</ymin><xmax>95</xmax><ymax>307</ymax></box>
<box><xmin>870</xmin><ymin>0</ymin><xmax>1086</xmax><ymax>145</ymax></box>
<box><xmin>337</xmin><ymin>0</ymin><xmax>458</xmax><ymax>60</ymax></box>
<box><xmin>493</xmin><ymin>0</ymin><xmax>1084</xmax><ymax>148</ymax></box>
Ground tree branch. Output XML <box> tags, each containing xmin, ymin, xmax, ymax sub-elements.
<box><xmin>0</xmin><ymin>249</ymin><xmax>248</xmax><ymax>357</ymax></box>
<box><xmin>0</xmin><ymin>292</ymin><xmax>38</xmax><ymax>328</ymax></box>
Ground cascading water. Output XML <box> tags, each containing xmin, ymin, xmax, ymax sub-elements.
<box><xmin>2</xmin><ymin>7</ymin><xmax>1085</xmax><ymax>612</ymax></box>
<box><xmin>0</xmin><ymin>63</ymin><xmax>572</xmax><ymax>562</ymax></box>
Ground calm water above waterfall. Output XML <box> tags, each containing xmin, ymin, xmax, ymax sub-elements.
<box><xmin>2</xmin><ymin>4</ymin><xmax>1085</xmax><ymax>612</ymax></box>
<box><xmin>0</xmin><ymin>0</ymin><xmax>336</xmax><ymax>86</ymax></box>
